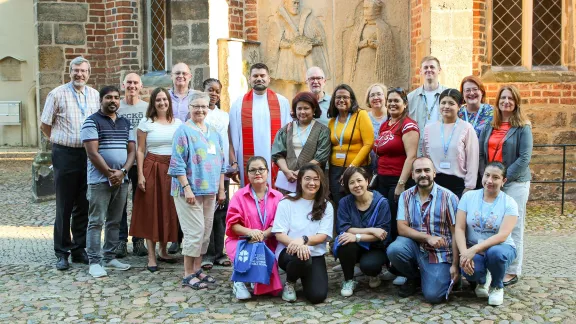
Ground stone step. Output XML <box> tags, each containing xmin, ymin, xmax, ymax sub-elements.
<box><xmin>0</xmin><ymin>151</ymin><xmax>37</xmax><ymax>160</ymax></box>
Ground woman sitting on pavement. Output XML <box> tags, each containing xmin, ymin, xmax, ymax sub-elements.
<box><xmin>271</xmin><ymin>91</ymin><xmax>331</xmax><ymax>193</ymax></box>
<box><xmin>225</xmin><ymin>156</ymin><xmax>284</xmax><ymax>300</ymax></box>
<box><xmin>455</xmin><ymin>161</ymin><xmax>519</xmax><ymax>306</ymax></box>
<box><xmin>336</xmin><ymin>166</ymin><xmax>391</xmax><ymax>297</ymax></box>
<box><xmin>272</xmin><ymin>163</ymin><xmax>334</xmax><ymax>304</ymax></box>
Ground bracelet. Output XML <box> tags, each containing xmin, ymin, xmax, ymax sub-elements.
<box><xmin>231</xmin><ymin>161</ymin><xmax>238</xmax><ymax>166</ymax></box>
<box><xmin>182</xmin><ymin>183</ymin><xmax>190</xmax><ymax>189</ymax></box>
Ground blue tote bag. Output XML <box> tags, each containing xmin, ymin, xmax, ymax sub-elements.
<box><xmin>231</xmin><ymin>240</ymin><xmax>275</xmax><ymax>284</ymax></box>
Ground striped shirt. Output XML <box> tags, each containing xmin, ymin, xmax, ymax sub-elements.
<box><xmin>40</xmin><ymin>82</ymin><xmax>100</xmax><ymax>147</ymax></box>
<box><xmin>397</xmin><ymin>183</ymin><xmax>459</xmax><ymax>264</ymax></box>
<box><xmin>80</xmin><ymin>111</ymin><xmax>135</xmax><ymax>184</ymax></box>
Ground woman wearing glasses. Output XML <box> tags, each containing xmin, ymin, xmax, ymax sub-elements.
<box><xmin>272</xmin><ymin>164</ymin><xmax>334</xmax><ymax>304</ymax></box>
<box><xmin>372</xmin><ymin>88</ymin><xmax>419</xmax><ymax>285</ymax></box>
<box><xmin>327</xmin><ymin>84</ymin><xmax>374</xmax><ymax>207</ymax></box>
<box><xmin>272</xmin><ymin>92</ymin><xmax>331</xmax><ymax>193</ymax></box>
<box><xmin>365</xmin><ymin>83</ymin><xmax>388</xmax><ymax>177</ymax></box>
<box><xmin>168</xmin><ymin>92</ymin><xmax>226</xmax><ymax>290</ymax></box>
<box><xmin>458</xmin><ymin>76</ymin><xmax>494</xmax><ymax>138</ymax></box>
<box><xmin>225</xmin><ymin>156</ymin><xmax>284</xmax><ymax>300</ymax></box>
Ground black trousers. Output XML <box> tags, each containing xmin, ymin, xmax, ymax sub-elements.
<box><xmin>119</xmin><ymin>166</ymin><xmax>142</xmax><ymax>243</ymax></box>
<box><xmin>337</xmin><ymin>243</ymin><xmax>388</xmax><ymax>281</ymax></box>
<box><xmin>376</xmin><ymin>175</ymin><xmax>415</xmax><ymax>241</ymax></box>
<box><xmin>204</xmin><ymin>180</ymin><xmax>230</xmax><ymax>262</ymax></box>
<box><xmin>434</xmin><ymin>173</ymin><xmax>465</xmax><ymax>198</ymax></box>
<box><xmin>52</xmin><ymin>144</ymin><xmax>89</xmax><ymax>258</ymax></box>
<box><xmin>278</xmin><ymin>249</ymin><xmax>328</xmax><ymax>304</ymax></box>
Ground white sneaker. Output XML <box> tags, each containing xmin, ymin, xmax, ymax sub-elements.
<box><xmin>332</xmin><ymin>264</ymin><xmax>343</xmax><ymax>271</ymax></box>
<box><xmin>282</xmin><ymin>282</ymin><xmax>297</xmax><ymax>302</ymax></box>
<box><xmin>89</xmin><ymin>264</ymin><xmax>108</xmax><ymax>278</ymax></box>
<box><xmin>369</xmin><ymin>276</ymin><xmax>382</xmax><ymax>288</ymax></box>
<box><xmin>475</xmin><ymin>271</ymin><xmax>492</xmax><ymax>298</ymax></box>
<box><xmin>103</xmin><ymin>259</ymin><xmax>131</xmax><ymax>271</ymax></box>
<box><xmin>233</xmin><ymin>281</ymin><xmax>251</xmax><ymax>300</ymax></box>
<box><xmin>488</xmin><ymin>287</ymin><xmax>504</xmax><ymax>306</ymax></box>
<box><xmin>380</xmin><ymin>270</ymin><xmax>397</xmax><ymax>281</ymax></box>
<box><xmin>341</xmin><ymin>280</ymin><xmax>357</xmax><ymax>297</ymax></box>
<box><xmin>393</xmin><ymin>276</ymin><xmax>407</xmax><ymax>286</ymax></box>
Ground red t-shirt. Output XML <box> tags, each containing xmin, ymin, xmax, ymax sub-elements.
<box><xmin>487</xmin><ymin>122</ymin><xmax>511</xmax><ymax>162</ymax></box>
<box><xmin>373</xmin><ymin>117</ymin><xmax>419</xmax><ymax>176</ymax></box>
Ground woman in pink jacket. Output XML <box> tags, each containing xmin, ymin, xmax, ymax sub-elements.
<box><xmin>225</xmin><ymin>156</ymin><xmax>284</xmax><ymax>300</ymax></box>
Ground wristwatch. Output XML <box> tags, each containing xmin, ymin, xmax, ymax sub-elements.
<box><xmin>355</xmin><ymin>234</ymin><xmax>362</xmax><ymax>242</ymax></box>
<box><xmin>398</xmin><ymin>179</ymin><xmax>406</xmax><ymax>185</ymax></box>
<box><xmin>121</xmin><ymin>168</ymin><xmax>127</xmax><ymax>175</ymax></box>
<box><xmin>302</xmin><ymin>235</ymin><xmax>309</xmax><ymax>245</ymax></box>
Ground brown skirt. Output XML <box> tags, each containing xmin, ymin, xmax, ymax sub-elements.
<box><xmin>130</xmin><ymin>153</ymin><xmax>178</xmax><ymax>243</ymax></box>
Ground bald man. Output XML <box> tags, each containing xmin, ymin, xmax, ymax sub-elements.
<box><xmin>305</xmin><ymin>66</ymin><xmax>331</xmax><ymax>126</ymax></box>
<box><xmin>115</xmin><ymin>73</ymin><xmax>148</xmax><ymax>258</ymax></box>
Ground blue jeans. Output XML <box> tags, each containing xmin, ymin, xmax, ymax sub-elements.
<box><xmin>462</xmin><ymin>244</ymin><xmax>516</xmax><ymax>289</ymax></box>
<box><xmin>387</xmin><ymin>236</ymin><xmax>452</xmax><ymax>304</ymax></box>
<box><xmin>86</xmin><ymin>182</ymin><xmax>129</xmax><ymax>264</ymax></box>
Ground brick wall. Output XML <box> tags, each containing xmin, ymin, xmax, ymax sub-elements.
<box><xmin>409</xmin><ymin>0</ymin><xmax>424</xmax><ymax>89</ymax></box>
<box><xmin>228</xmin><ymin>0</ymin><xmax>244</xmax><ymax>39</ymax></box>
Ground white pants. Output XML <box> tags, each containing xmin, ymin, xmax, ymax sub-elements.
<box><xmin>173</xmin><ymin>195</ymin><xmax>216</xmax><ymax>257</ymax></box>
<box><xmin>502</xmin><ymin>181</ymin><xmax>530</xmax><ymax>276</ymax></box>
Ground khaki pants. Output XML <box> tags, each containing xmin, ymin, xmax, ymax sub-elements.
<box><xmin>173</xmin><ymin>195</ymin><xmax>216</xmax><ymax>257</ymax></box>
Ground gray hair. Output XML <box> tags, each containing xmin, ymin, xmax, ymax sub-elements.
<box><xmin>69</xmin><ymin>56</ymin><xmax>91</xmax><ymax>73</ymax></box>
<box><xmin>188</xmin><ymin>91</ymin><xmax>210</xmax><ymax>104</ymax></box>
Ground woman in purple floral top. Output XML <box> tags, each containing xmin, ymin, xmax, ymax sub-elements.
<box><xmin>168</xmin><ymin>92</ymin><xmax>226</xmax><ymax>290</ymax></box>
<box><xmin>458</xmin><ymin>75</ymin><xmax>494</xmax><ymax>138</ymax></box>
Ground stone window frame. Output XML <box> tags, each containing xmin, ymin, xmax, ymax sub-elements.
<box><xmin>142</xmin><ymin>0</ymin><xmax>172</xmax><ymax>73</ymax></box>
<box><xmin>483</xmin><ymin>0</ymin><xmax>576</xmax><ymax>82</ymax></box>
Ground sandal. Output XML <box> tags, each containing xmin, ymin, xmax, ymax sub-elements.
<box><xmin>503</xmin><ymin>275</ymin><xmax>518</xmax><ymax>286</ymax></box>
<box><xmin>214</xmin><ymin>257</ymin><xmax>231</xmax><ymax>267</ymax></box>
<box><xmin>195</xmin><ymin>269</ymin><xmax>217</xmax><ymax>284</ymax></box>
<box><xmin>201</xmin><ymin>260</ymin><xmax>213</xmax><ymax>270</ymax></box>
<box><xmin>181</xmin><ymin>273</ymin><xmax>208</xmax><ymax>290</ymax></box>
<box><xmin>157</xmin><ymin>256</ymin><xmax>178</xmax><ymax>264</ymax></box>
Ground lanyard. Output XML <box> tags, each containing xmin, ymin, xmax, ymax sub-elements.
<box><xmin>251</xmin><ymin>186</ymin><xmax>268</xmax><ymax>226</ymax></box>
<box><xmin>441</xmin><ymin>119</ymin><xmax>459</xmax><ymax>158</ymax></box>
<box><xmin>422</xmin><ymin>92</ymin><xmax>438</xmax><ymax>121</ymax></box>
<box><xmin>69</xmin><ymin>83</ymin><xmax>87</xmax><ymax>116</ymax></box>
<box><xmin>296</xmin><ymin>121</ymin><xmax>313</xmax><ymax>146</ymax></box>
<box><xmin>463</xmin><ymin>105</ymin><xmax>484</xmax><ymax>128</ymax></box>
<box><xmin>333</xmin><ymin>113</ymin><xmax>351</xmax><ymax>150</ymax></box>
<box><xmin>478</xmin><ymin>190</ymin><xmax>500</xmax><ymax>230</ymax></box>
<box><xmin>414</xmin><ymin>189</ymin><xmax>435</xmax><ymax>232</ymax></box>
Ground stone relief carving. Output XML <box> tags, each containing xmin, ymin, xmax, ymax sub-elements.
<box><xmin>267</xmin><ymin>0</ymin><xmax>331</xmax><ymax>83</ymax></box>
<box><xmin>343</xmin><ymin>0</ymin><xmax>395</xmax><ymax>94</ymax></box>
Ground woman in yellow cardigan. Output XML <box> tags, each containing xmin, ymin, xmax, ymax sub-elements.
<box><xmin>327</xmin><ymin>84</ymin><xmax>374</xmax><ymax>207</ymax></box>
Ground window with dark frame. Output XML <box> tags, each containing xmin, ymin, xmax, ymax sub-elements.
<box><xmin>147</xmin><ymin>0</ymin><xmax>172</xmax><ymax>72</ymax></box>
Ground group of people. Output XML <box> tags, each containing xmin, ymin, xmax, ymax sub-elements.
<box><xmin>41</xmin><ymin>54</ymin><xmax>532</xmax><ymax>307</ymax></box>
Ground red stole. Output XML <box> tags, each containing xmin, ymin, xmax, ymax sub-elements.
<box><xmin>241</xmin><ymin>89</ymin><xmax>282</xmax><ymax>185</ymax></box>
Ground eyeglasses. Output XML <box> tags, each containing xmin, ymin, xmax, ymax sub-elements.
<box><xmin>71</xmin><ymin>68</ymin><xmax>88</xmax><ymax>74</ymax></box>
<box><xmin>335</xmin><ymin>96</ymin><xmax>351</xmax><ymax>101</ymax></box>
<box><xmin>190</xmin><ymin>105</ymin><xmax>209</xmax><ymax>110</ymax></box>
<box><xmin>172</xmin><ymin>71</ymin><xmax>190</xmax><ymax>76</ymax></box>
<box><xmin>464</xmin><ymin>88</ymin><xmax>480</xmax><ymax>94</ymax></box>
<box><xmin>307</xmin><ymin>76</ymin><xmax>324</xmax><ymax>82</ymax></box>
<box><xmin>369</xmin><ymin>92</ymin><xmax>384</xmax><ymax>98</ymax></box>
<box><xmin>248</xmin><ymin>168</ymin><xmax>268</xmax><ymax>174</ymax></box>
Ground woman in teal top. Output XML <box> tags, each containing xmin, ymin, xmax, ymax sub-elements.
<box><xmin>458</xmin><ymin>75</ymin><xmax>494</xmax><ymax>138</ymax></box>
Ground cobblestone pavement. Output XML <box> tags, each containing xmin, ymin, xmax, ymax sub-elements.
<box><xmin>1</xmin><ymin>159</ymin><xmax>576</xmax><ymax>323</ymax></box>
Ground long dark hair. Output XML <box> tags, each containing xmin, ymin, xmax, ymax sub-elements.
<box><xmin>327</xmin><ymin>84</ymin><xmax>360</xmax><ymax>118</ymax></box>
<box><xmin>284</xmin><ymin>163</ymin><xmax>328</xmax><ymax>221</ymax></box>
<box><xmin>386</xmin><ymin>87</ymin><xmax>409</xmax><ymax>135</ymax></box>
<box><xmin>146</xmin><ymin>87</ymin><xmax>174</xmax><ymax>122</ymax></box>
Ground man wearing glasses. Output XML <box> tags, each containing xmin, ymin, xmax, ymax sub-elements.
<box><xmin>40</xmin><ymin>56</ymin><xmax>100</xmax><ymax>270</ymax></box>
<box><xmin>305</xmin><ymin>66</ymin><xmax>331</xmax><ymax>126</ymax></box>
<box><xmin>169</xmin><ymin>62</ymin><xmax>197</xmax><ymax>122</ymax></box>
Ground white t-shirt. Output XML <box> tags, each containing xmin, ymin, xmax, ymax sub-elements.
<box><xmin>137</xmin><ymin>117</ymin><xmax>182</xmax><ymax>155</ymax></box>
<box><xmin>424</xmin><ymin>90</ymin><xmax>439</xmax><ymax>124</ymax></box>
<box><xmin>271</xmin><ymin>196</ymin><xmax>334</xmax><ymax>260</ymax></box>
<box><xmin>457</xmin><ymin>189</ymin><xmax>519</xmax><ymax>248</ymax></box>
<box><xmin>205</xmin><ymin>106</ymin><xmax>230</xmax><ymax>167</ymax></box>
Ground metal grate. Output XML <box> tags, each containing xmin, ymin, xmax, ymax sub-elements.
<box><xmin>532</xmin><ymin>0</ymin><xmax>562</xmax><ymax>66</ymax></box>
<box><xmin>492</xmin><ymin>0</ymin><xmax>523</xmax><ymax>66</ymax></box>
<box><xmin>150</xmin><ymin>0</ymin><xmax>166</xmax><ymax>71</ymax></box>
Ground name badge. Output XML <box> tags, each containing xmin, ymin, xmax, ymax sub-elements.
<box><xmin>439</xmin><ymin>161</ymin><xmax>451</xmax><ymax>169</ymax></box>
<box><xmin>336</xmin><ymin>153</ymin><xmax>346</xmax><ymax>159</ymax></box>
<box><xmin>207</xmin><ymin>144</ymin><xmax>216</xmax><ymax>155</ymax></box>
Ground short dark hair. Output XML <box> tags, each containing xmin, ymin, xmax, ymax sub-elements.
<box><xmin>327</xmin><ymin>84</ymin><xmax>360</xmax><ymax>118</ymax></box>
<box><xmin>439</xmin><ymin>88</ymin><xmax>464</xmax><ymax>106</ymax></box>
<box><xmin>203</xmin><ymin>78</ymin><xmax>222</xmax><ymax>107</ymax></box>
<box><xmin>341</xmin><ymin>166</ymin><xmax>372</xmax><ymax>195</ymax></box>
<box><xmin>246</xmin><ymin>156</ymin><xmax>268</xmax><ymax>173</ymax></box>
<box><xmin>386</xmin><ymin>87</ymin><xmax>409</xmax><ymax>134</ymax></box>
<box><xmin>146</xmin><ymin>87</ymin><xmax>174</xmax><ymax>122</ymax></box>
<box><xmin>292</xmin><ymin>92</ymin><xmax>322</xmax><ymax>119</ymax></box>
<box><xmin>485</xmin><ymin>161</ymin><xmax>507</xmax><ymax>179</ymax></box>
<box><xmin>249</xmin><ymin>63</ymin><xmax>269</xmax><ymax>75</ymax></box>
<box><xmin>99</xmin><ymin>85</ymin><xmax>120</xmax><ymax>102</ymax></box>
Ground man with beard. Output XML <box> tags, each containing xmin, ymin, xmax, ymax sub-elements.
<box><xmin>305</xmin><ymin>66</ymin><xmax>331</xmax><ymax>126</ymax></box>
<box><xmin>228</xmin><ymin>63</ymin><xmax>292</xmax><ymax>186</ymax></box>
<box><xmin>386</xmin><ymin>157</ymin><xmax>459</xmax><ymax>303</ymax></box>
<box><xmin>40</xmin><ymin>56</ymin><xmax>100</xmax><ymax>270</ymax></box>
<box><xmin>81</xmin><ymin>86</ymin><xmax>135</xmax><ymax>278</ymax></box>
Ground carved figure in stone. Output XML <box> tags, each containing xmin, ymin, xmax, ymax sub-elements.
<box><xmin>268</xmin><ymin>0</ymin><xmax>331</xmax><ymax>83</ymax></box>
<box><xmin>343</xmin><ymin>0</ymin><xmax>394</xmax><ymax>94</ymax></box>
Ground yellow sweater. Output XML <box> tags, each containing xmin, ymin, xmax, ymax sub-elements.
<box><xmin>328</xmin><ymin>109</ymin><xmax>374</xmax><ymax>167</ymax></box>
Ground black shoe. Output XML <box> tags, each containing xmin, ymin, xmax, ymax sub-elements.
<box><xmin>56</xmin><ymin>256</ymin><xmax>69</xmax><ymax>270</ymax></box>
<box><xmin>132</xmin><ymin>240</ymin><xmax>147</xmax><ymax>257</ymax></box>
<box><xmin>168</xmin><ymin>242</ymin><xmax>180</xmax><ymax>254</ymax></box>
<box><xmin>398</xmin><ymin>279</ymin><xmax>420</xmax><ymax>298</ymax></box>
<box><xmin>147</xmin><ymin>265</ymin><xmax>159</xmax><ymax>273</ymax></box>
<box><xmin>71</xmin><ymin>249</ymin><xmax>89</xmax><ymax>264</ymax></box>
<box><xmin>503</xmin><ymin>275</ymin><xmax>518</xmax><ymax>286</ymax></box>
<box><xmin>114</xmin><ymin>241</ymin><xmax>128</xmax><ymax>258</ymax></box>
